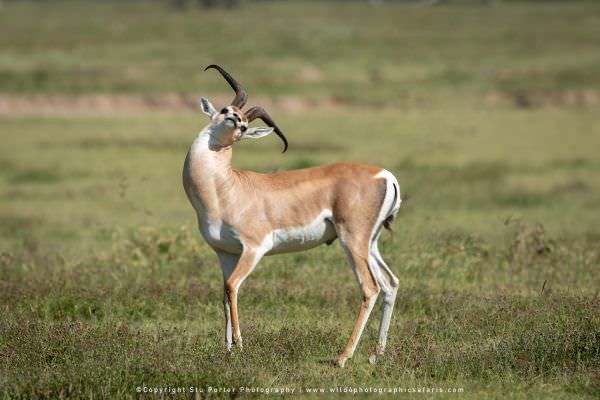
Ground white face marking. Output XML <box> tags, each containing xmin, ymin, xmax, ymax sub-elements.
<box><xmin>218</xmin><ymin>106</ymin><xmax>248</xmax><ymax>135</ymax></box>
<box><xmin>196</xmin><ymin>103</ymin><xmax>251</xmax><ymax>148</ymax></box>
<box><xmin>197</xmin><ymin>100</ymin><xmax>275</xmax><ymax>148</ymax></box>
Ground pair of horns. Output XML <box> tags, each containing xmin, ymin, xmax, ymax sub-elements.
<box><xmin>204</xmin><ymin>64</ymin><xmax>288</xmax><ymax>153</ymax></box>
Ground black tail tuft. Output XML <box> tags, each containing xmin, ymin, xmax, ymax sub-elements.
<box><xmin>383</xmin><ymin>215</ymin><xmax>395</xmax><ymax>232</ymax></box>
<box><xmin>383</xmin><ymin>182</ymin><xmax>399</xmax><ymax>234</ymax></box>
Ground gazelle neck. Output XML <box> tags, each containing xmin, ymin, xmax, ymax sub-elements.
<box><xmin>183</xmin><ymin>125</ymin><xmax>237</xmax><ymax>220</ymax></box>
<box><xmin>190</xmin><ymin>125</ymin><xmax>234</xmax><ymax>179</ymax></box>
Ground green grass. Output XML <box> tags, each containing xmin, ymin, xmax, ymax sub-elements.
<box><xmin>1</xmin><ymin>109</ymin><xmax>599</xmax><ymax>251</ymax></box>
<box><xmin>1</xmin><ymin>1</ymin><xmax>600</xmax><ymax>399</ymax></box>
<box><xmin>1</xmin><ymin>107</ymin><xmax>599</xmax><ymax>399</ymax></box>
<box><xmin>1</xmin><ymin>1</ymin><xmax>600</xmax><ymax>105</ymax></box>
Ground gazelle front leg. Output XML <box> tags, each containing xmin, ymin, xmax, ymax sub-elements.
<box><xmin>335</xmin><ymin>238</ymin><xmax>380</xmax><ymax>368</ymax></box>
<box><xmin>217</xmin><ymin>252</ymin><xmax>239</xmax><ymax>351</ymax></box>
<box><xmin>224</xmin><ymin>248</ymin><xmax>262</xmax><ymax>350</ymax></box>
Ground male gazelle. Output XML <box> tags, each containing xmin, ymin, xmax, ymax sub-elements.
<box><xmin>182</xmin><ymin>65</ymin><xmax>401</xmax><ymax>367</ymax></box>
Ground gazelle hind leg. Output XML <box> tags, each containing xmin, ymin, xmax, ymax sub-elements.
<box><xmin>368</xmin><ymin>236</ymin><xmax>399</xmax><ymax>364</ymax></box>
<box><xmin>335</xmin><ymin>236</ymin><xmax>380</xmax><ymax>368</ymax></box>
<box><xmin>366</xmin><ymin>171</ymin><xmax>401</xmax><ymax>363</ymax></box>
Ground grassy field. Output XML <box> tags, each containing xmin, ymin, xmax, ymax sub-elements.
<box><xmin>1</xmin><ymin>1</ymin><xmax>599</xmax><ymax>399</ymax></box>
<box><xmin>2</xmin><ymin>1</ymin><xmax>600</xmax><ymax>105</ymax></box>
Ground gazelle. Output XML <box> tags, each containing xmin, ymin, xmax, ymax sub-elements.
<box><xmin>182</xmin><ymin>65</ymin><xmax>401</xmax><ymax>367</ymax></box>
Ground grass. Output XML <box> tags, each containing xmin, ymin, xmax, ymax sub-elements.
<box><xmin>1</xmin><ymin>109</ymin><xmax>598</xmax><ymax>399</ymax></box>
<box><xmin>1</xmin><ymin>1</ymin><xmax>600</xmax><ymax>105</ymax></box>
<box><xmin>1</xmin><ymin>214</ymin><xmax>598</xmax><ymax>398</ymax></box>
<box><xmin>1</xmin><ymin>1</ymin><xmax>600</xmax><ymax>399</ymax></box>
<box><xmin>1</xmin><ymin>109</ymin><xmax>599</xmax><ymax>251</ymax></box>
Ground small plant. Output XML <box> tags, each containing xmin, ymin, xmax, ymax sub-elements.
<box><xmin>505</xmin><ymin>218</ymin><xmax>554</xmax><ymax>267</ymax></box>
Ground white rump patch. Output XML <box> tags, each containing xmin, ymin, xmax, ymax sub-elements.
<box><xmin>373</xmin><ymin>169</ymin><xmax>401</xmax><ymax>230</ymax></box>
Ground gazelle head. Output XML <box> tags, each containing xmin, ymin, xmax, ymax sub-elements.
<box><xmin>200</xmin><ymin>64</ymin><xmax>288</xmax><ymax>152</ymax></box>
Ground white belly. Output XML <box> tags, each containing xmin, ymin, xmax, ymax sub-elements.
<box><xmin>196</xmin><ymin>210</ymin><xmax>337</xmax><ymax>256</ymax></box>
<box><xmin>267</xmin><ymin>210</ymin><xmax>337</xmax><ymax>255</ymax></box>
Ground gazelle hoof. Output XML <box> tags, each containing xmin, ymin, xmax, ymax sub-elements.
<box><xmin>335</xmin><ymin>355</ymin><xmax>348</xmax><ymax>368</ymax></box>
<box><xmin>233</xmin><ymin>337</ymin><xmax>243</xmax><ymax>351</ymax></box>
<box><xmin>368</xmin><ymin>354</ymin><xmax>377</xmax><ymax>365</ymax></box>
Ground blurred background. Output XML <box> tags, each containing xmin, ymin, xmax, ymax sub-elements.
<box><xmin>1</xmin><ymin>1</ymin><xmax>599</xmax><ymax>397</ymax></box>
<box><xmin>1</xmin><ymin>0</ymin><xmax>599</xmax><ymax>252</ymax></box>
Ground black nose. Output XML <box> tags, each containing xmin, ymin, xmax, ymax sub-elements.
<box><xmin>220</xmin><ymin>108</ymin><xmax>228</xmax><ymax>114</ymax></box>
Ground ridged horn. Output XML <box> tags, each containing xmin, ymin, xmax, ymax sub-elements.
<box><xmin>245</xmin><ymin>106</ymin><xmax>288</xmax><ymax>153</ymax></box>
<box><xmin>204</xmin><ymin>64</ymin><xmax>248</xmax><ymax>108</ymax></box>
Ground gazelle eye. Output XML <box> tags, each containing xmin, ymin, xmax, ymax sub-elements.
<box><xmin>220</xmin><ymin>108</ymin><xmax>228</xmax><ymax>114</ymax></box>
<box><xmin>240</xmin><ymin>126</ymin><xmax>247</xmax><ymax>132</ymax></box>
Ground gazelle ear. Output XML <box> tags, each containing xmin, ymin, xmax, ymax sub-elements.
<box><xmin>240</xmin><ymin>126</ymin><xmax>274</xmax><ymax>140</ymax></box>
<box><xmin>200</xmin><ymin>97</ymin><xmax>217</xmax><ymax>118</ymax></box>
